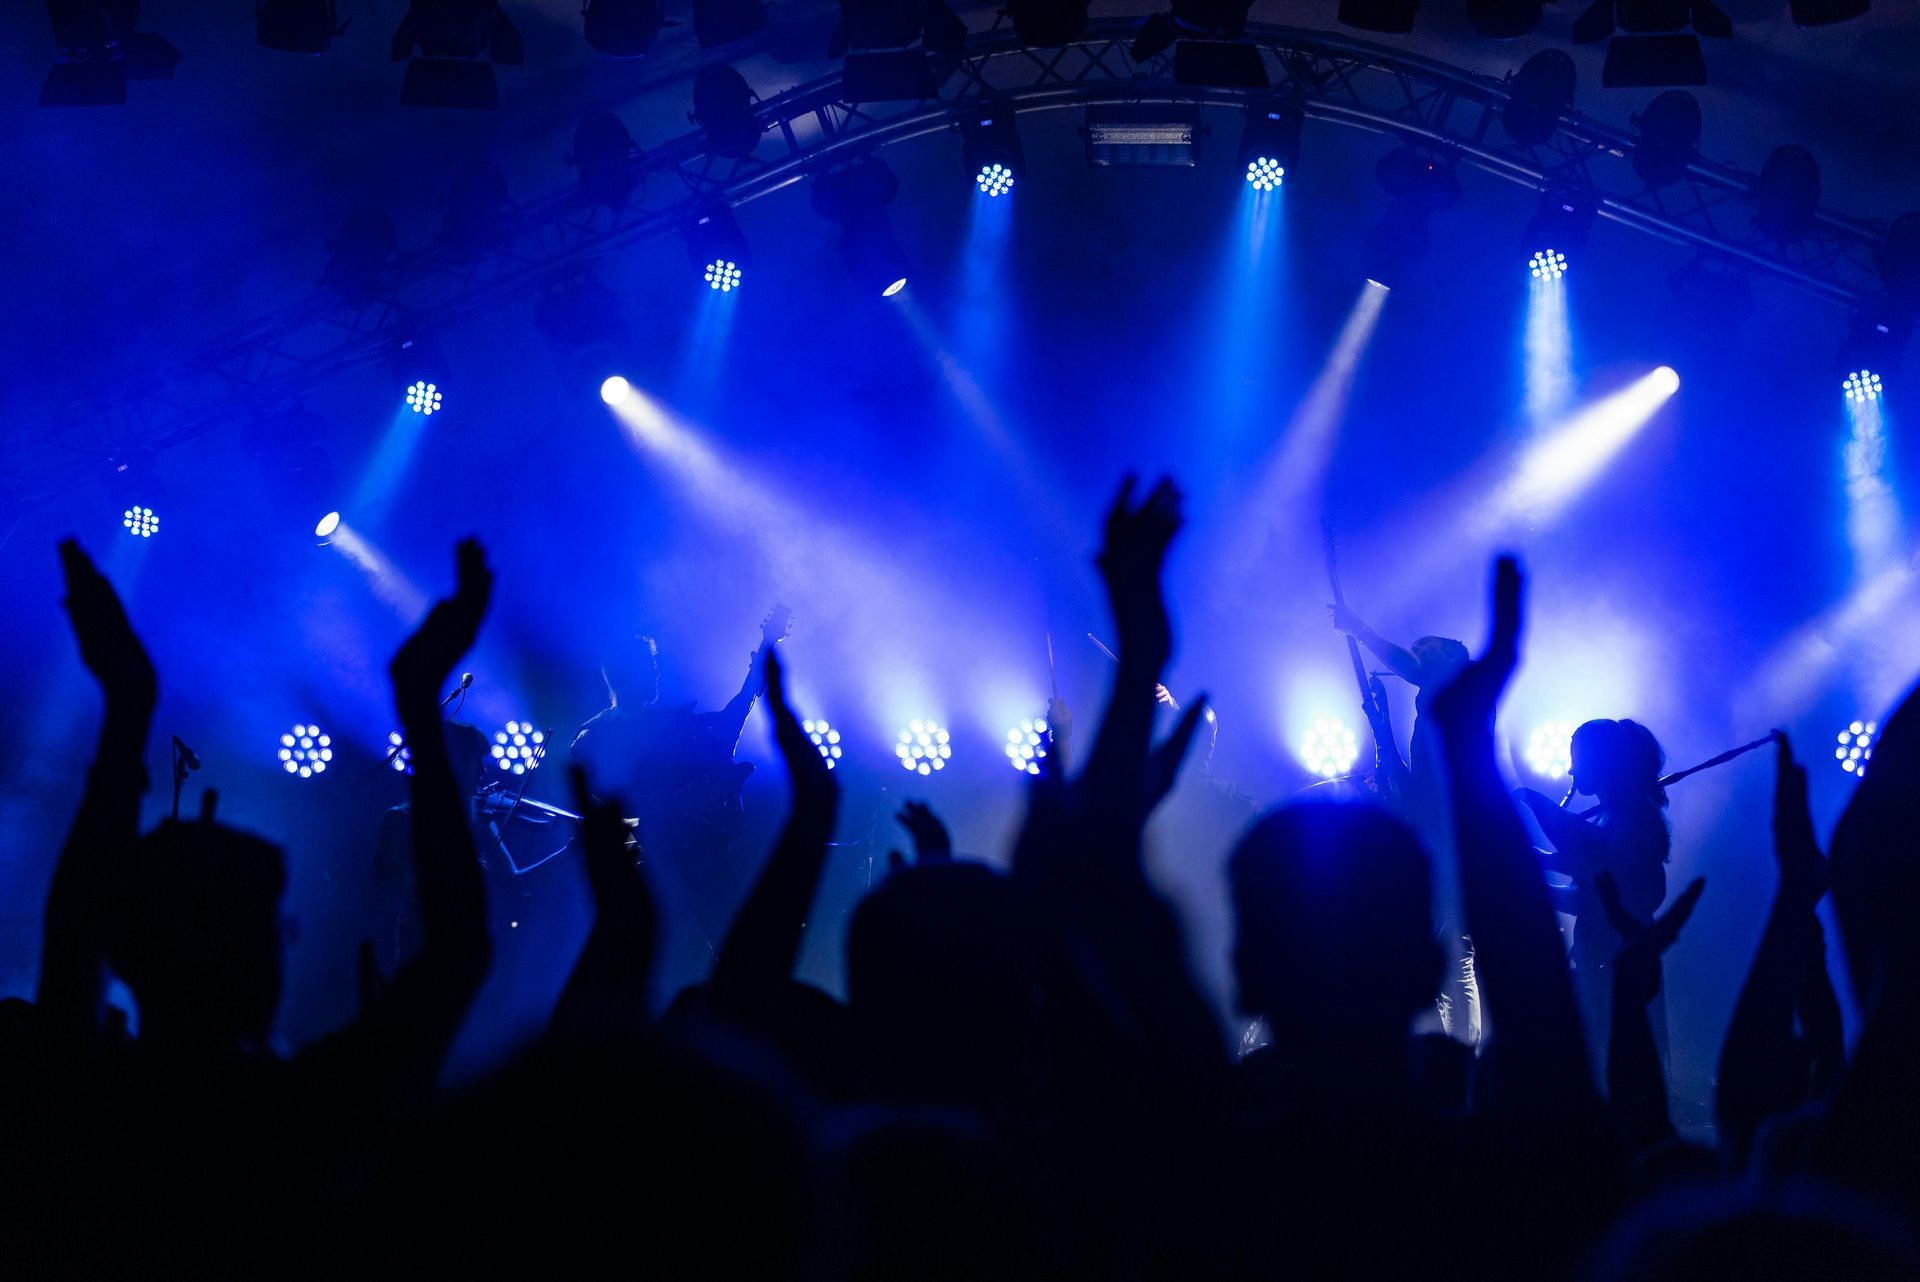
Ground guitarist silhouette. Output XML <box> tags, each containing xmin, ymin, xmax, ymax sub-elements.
<box><xmin>571</xmin><ymin>604</ymin><xmax>793</xmax><ymax>853</ymax></box>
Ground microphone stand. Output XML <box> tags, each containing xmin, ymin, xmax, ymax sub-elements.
<box><xmin>170</xmin><ymin>735</ymin><xmax>201</xmax><ymax>821</ymax></box>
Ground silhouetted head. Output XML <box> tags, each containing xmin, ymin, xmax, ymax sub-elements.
<box><xmin>1587</xmin><ymin>1183</ymin><xmax>1919</xmax><ymax>1282</ymax></box>
<box><xmin>1412</xmin><ymin>636</ymin><xmax>1470</xmax><ymax>684</ymax></box>
<box><xmin>444</xmin><ymin>720</ymin><xmax>493</xmax><ymax>792</ymax></box>
<box><xmin>847</xmin><ymin>863</ymin><xmax>1037</xmax><ymax>1102</ymax></box>
<box><xmin>1831</xmin><ymin>681</ymin><xmax>1920</xmax><ymax>1009</ymax></box>
<box><xmin>1229</xmin><ymin>802</ymin><xmax>1440</xmax><ymax>1039</ymax></box>
<box><xmin>601</xmin><ymin>633</ymin><xmax>659</xmax><ymax>707</ymax></box>
<box><xmin>109</xmin><ymin>819</ymin><xmax>288</xmax><ymax>1054</ymax></box>
<box><xmin>1570</xmin><ymin>719</ymin><xmax>1667</xmax><ymax>808</ymax></box>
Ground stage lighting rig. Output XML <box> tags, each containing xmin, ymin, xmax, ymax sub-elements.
<box><xmin>122</xmin><ymin>505</ymin><xmax>159</xmax><ymax>538</ymax></box>
<box><xmin>279</xmin><ymin>724</ymin><xmax>333</xmax><ymax>778</ymax></box>
<box><xmin>961</xmin><ymin>108</ymin><xmax>1024</xmax><ymax>196</ymax></box>
<box><xmin>534</xmin><ymin>276</ymin><xmax>630</xmax><ymax>389</ymax></box>
<box><xmin>1629</xmin><ymin>90</ymin><xmax>1700</xmax><ymax>187</ymax></box>
<box><xmin>802</xmin><ymin>719</ymin><xmax>844</xmax><ymax>769</ymax></box>
<box><xmin>1499</xmin><ymin>50</ymin><xmax>1574</xmax><ymax>147</ymax></box>
<box><xmin>1837</xmin><ymin>314</ymin><xmax>1907</xmax><ymax>395</ymax></box>
<box><xmin>439</xmin><ymin>161</ymin><xmax>514</xmax><ymax>260</ymax></box>
<box><xmin>492</xmin><ymin>721</ymin><xmax>547</xmax><ymax>775</ymax></box>
<box><xmin>1843</xmin><ymin>370</ymin><xmax>1883</xmax><ymax>403</ymax></box>
<box><xmin>391</xmin><ymin>0</ymin><xmax>522</xmax><ymax>108</ymax></box>
<box><xmin>1525</xmin><ymin>191</ymin><xmax>1595</xmax><ymax>271</ymax></box>
<box><xmin>387</xmin><ymin>732</ymin><xmax>413</xmax><ymax>774</ymax></box>
<box><xmin>1573</xmin><ymin>0</ymin><xmax>1730</xmax><ymax>88</ymax></box>
<box><xmin>813</xmin><ymin>160</ymin><xmax>911</xmax><ymax>295</ymax></box>
<box><xmin>1299</xmin><ymin>718</ymin><xmax>1359</xmax><ymax>780</ymax></box>
<box><xmin>896</xmin><ymin>719</ymin><xmax>952</xmax><ymax>776</ymax></box>
<box><xmin>1085</xmin><ymin>103</ymin><xmax>1203</xmax><ymax>166</ymax></box>
<box><xmin>1004</xmin><ymin>719</ymin><xmax>1050</xmax><ymax>775</ymax></box>
<box><xmin>1376</xmin><ymin>146</ymin><xmax>1460</xmax><ymax>212</ymax></box>
<box><xmin>1525</xmin><ymin>721</ymin><xmax>1575</xmax><ymax>778</ymax></box>
<box><xmin>1237</xmin><ymin>98</ymin><xmax>1302</xmax><ymax>192</ymax></box>
<box><xmin>687</xmin><ymin>205</ymin><xmax>751</xmax><ymax>290</ymax></box>
<box><xmin>1006</xmin><ymin>0</ymin><xmax>1089</xmax><ymax>45</ymax></box>
<box><xmin>1753</xmin><ymin>145</ymin><xmax>1821</xmax><ymax>245</ymax></box>
<box><xmin>1837</xmin><ymin>720</ymin><xmax>1875</xmax><ymax>776</ymax></box>
<box><xmin>569</xmin><ymin>110</ymin><xmax>637</xmax><ymax>210</ymax></box>
<box><xmin>691</xmin><ymin>65</ymin><xmax>763</xmax><ymax>159</ymax></box>
<box><xmin>257</xmin><ymin>0</ymin><xmax>350</xmax><ymax>53</ymax></box>
<box><xmin>323</xmin><ymin>209</ymin><xmax>397</xmax><ymax>305</ymax></box>
<box><xmin>392</xmin><ymin>333</ymin><xmax>451</xmax><ymax>414</ymax></box>
<box><xmin>41</xmin><ymin>0</ymin><xmax>182</xmax><ymax>107</ymax></box>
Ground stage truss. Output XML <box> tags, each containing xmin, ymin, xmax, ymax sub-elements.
<box><xmin>7</xmin><ymin>20</ymin><xmax>1896</xmax><ymax>504</ymax></box>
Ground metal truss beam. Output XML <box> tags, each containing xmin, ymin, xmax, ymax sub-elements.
<box><xmin>8</xmin><ymin>20</ymin><xmax>1895</xmax><ymax>503</ymax></box>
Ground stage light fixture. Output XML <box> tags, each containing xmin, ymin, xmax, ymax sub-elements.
<box><xmin>314</xmin><ymin>510</ymin><xmax>342</xmax><ymax>538</ymax></box>
<box><xmin>491</xmin><ymin>720</ymin><xmax>546</xmax><ymax>775</ymax></box>
<box><xmin>1006</xmin><ymin>0</ymin><xmax>1089</xmax><ymax>45</ymax></box>
<box><xmin>1525</xmin><ymin>191</ymin><xmax>1595</xmax><ymax>269</ymax></box>
<box><xmin>534</xmin><ymin>276</ymin><xmax>630</xmax><ymax>392</ymax></box>
<box><xmin>691</xmin><ymin>64</ymin><xmax>762</xmax><ymax>158</ymax></box>
<box><xmin>391</xmin><ymin>0</ymin><xmax>522</xmax><ymax>108</ymax></box>
<box><xmin>1376</xmin><ymin>146</ymin><xmax>1461</xmax><ymax>212</ymax></box>
<box><xmin>600</xmin><ymin>375</ymin><xmax>631</xmax><ymax>404</ymax></box>
<box><xmin>1500</xmin><ymin>50</ymin><xmax>1574</xmax><ymax>146</ymax></box>
<box><xmin>387</xmin><ymin>731</ymin><xmax>413</xmax><ymax>774</ymax></box>
<box><xmin>1836</xmin><ymin>719</ymin><xmax>1876</xmax><ymax>775</ymax></box>
<box><xmin>1237</xmin><ymin>99</ymin><xmax>1302</xmax><ymax>192</ymax></box>
<box><xmin>813</xmin><ymin>161</ymin><xmax>910</xmax><ymax>296</ymax></box>
<box><xmin>279</xmin><ymin>723</ymin><xmax>332</xmax><ymax>778</ymax></box>
<box><xmin>1630</xmin><ymin>90</ymin><xmax>1701</xmax><ymax>187</ymax></box>
<box><xmin>1574</xmin><ymin>0</ymin><xmax>1730</xmax><ymax>88</ymax></box>
<box><xmin>1844</xmin><ymin>371</ymin><xmax>1884</xmax><ymax>403</ymax></box>
<box><xmin>323</xmin><ymin>209</ymin><xmax>397</xmax><ymax>305</ymax></box>
<box><xmin>1529</xmin><ymin>250</ymin><xmax>1568</xmax><ymax>280</ymax></box>
<box><xmin>569</xmin><ymin>110</ymin><xmax>636</xmax><ymax>209</ymax></box>
<box><xmin>802</xmin><ymin>718</ymin><xmax>844</xmax><ymax>769</ymax></box>
<box><xmin>687</xmin><ymin>205</ymin><xmax>751</xmax><ymax>291</ymax></box>
<box><xmin>1004</xmin><ymin>718</ymin><xmax>1050</xmax><ymax>775</ymax></box>
<box><xmin>1299</xmin><ymin>718</ymin><xmax>1359</xmax><ymax>780</ymax></box>
<box><xmin>257</xmin><ymin>0</ymin><xmax>349</xmax><ymax>53</ymax></box>
<box><xmin>1525</xmin><ymin>721</ymin><xmax>1575</xmax><ymax>778</ymax></box>
<box><xmin>1754</xmin><ymin>145</ymin><xmax>1821</xmax><ymax>245</ymax></box>
<box><xmin>1085</xmin><ymin>103</ymin><xmax>1203</xmax><ymax>166</ymax></box>
<box><xmin>895</xmin><ymin>719</ymin><xmax>952</xmax><ymax>776</ymax></box>
<box><xmin>405</xmin><ymin>380</ymin><xmax>443</xmax><ymax>415</ymax></box>
<box><xmin>693</xmin><ymin>0</ymin><xmax>766</xmax><ymax>47</ymax></box>
<box><xmin>41</xmin><ymin>0</ymin><xmax>181</xmax><ymax>107</ymax></box>
<box><xmin>1789</xmin><ymin>0</ymin><xmax>1868</xmax><ymax>26</ymax></box>
<box><xmin>122</xmin><ymin>505</ymin><xmax>159</xmax><ymax>538</ymax></box>
<box><xmin>961</xmin><ymin>108</ymin><xmax>1024</xmax><ymax>196</ymax></box>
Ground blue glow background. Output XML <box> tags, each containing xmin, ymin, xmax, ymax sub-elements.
<box><xmin>1</xmin><ymin>107</ymin><xmax>1912</xmax><ymax>1117</ymax></box>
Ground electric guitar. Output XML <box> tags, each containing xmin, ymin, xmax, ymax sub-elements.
<box><xmin>1321</xmin><ymin>521</ymin><xmax>1409</xmax><ymax>803</ymax></box>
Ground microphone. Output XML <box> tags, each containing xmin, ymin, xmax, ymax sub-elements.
<box><xmin>440</xmin><ymin>672</ymin><xmax>474</xmax><ymax>709</ymax></box>
<box><xmin>172</xmin><ymin>735</ymin><xmax>202</xmax><ymax>772</ymax></box>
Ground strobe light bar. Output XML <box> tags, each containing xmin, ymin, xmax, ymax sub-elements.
<box><xmin>1085</xmin><ymin>103</ymin><xmax>1203</xmax><ymax>167</ymax></box>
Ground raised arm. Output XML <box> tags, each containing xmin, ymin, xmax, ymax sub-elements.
<box><xmin>38</xmin><ymin>541</ymin><xmax>159</xmax><ymax>1048</ymax></box>
<box><xmin>549</xmin><ymin>766</ymin><xmax>657</xmax><ymax>1041</ymax></box>
<box><xmin>1330</xmin><ymin>604</ymin><xmax>1424</xmax><ymax>687</ymax></box>
<box><xmin>348</xmin><ymin>540</ymin><xmax>495</xmax><ymax>1094</ymax></box>
<box><xmin>1429</xmin><ymin>559</ymin><xmax>1603</xmax><ymax>1125</ymax></box>
<box><xmin>708</xmin><ymin>651</ymin><xmax>839</xmax><ymax>1011</ymax></box>
<box><xmin>1599</xmin><ymin>871</ymin><xmax>1705</xmax><ymax>1157</ymax></box>
<box><xmin>1716</xmin><ymin>734</ymin><xmax>1831</xmax><ymax>1169</ymax></box>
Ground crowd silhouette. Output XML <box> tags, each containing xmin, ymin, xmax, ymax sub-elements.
<box><xmin>6</xmin><ymin>478</ymin><xmax>1920</xmax><ymax>1279</ymax></box>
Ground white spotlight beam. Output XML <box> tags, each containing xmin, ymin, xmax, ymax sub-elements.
<box><xmin>1484</xmin><ymin>365</ymin><xmax>1678</xmax><ymax>531</ymax></box>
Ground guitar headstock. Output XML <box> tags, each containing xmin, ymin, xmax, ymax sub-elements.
<box><xmin>760</xmin><ymin>603</ymin><xmax>794</xmax><ymax>649</ymax></box>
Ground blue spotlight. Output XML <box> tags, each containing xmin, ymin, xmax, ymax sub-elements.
<box><xmin>278</xmin><ymin>723</ymin><xmax>332</xmax><ymax>778</ymax></box>
<box><xmin>1003</xmin><ymin>718</ymin><xmax>1050</xmax><ymax>775</ymax></box>
<box><xmin>491</xmin><ymin>720</ymin><xmax>547</xmax><ymax>776</ymax></box>
<box><xmin>1525</xmin><ymin>720</ymin><xmax>1574</xmax><ymax>778</ymax></box>
<box><xmin>600</xmin><ymin>375</ymin><xmax>631</xmax><ymax>405</ymax></box>
<box><xmin>1845</xmin><ymin>369</ymin><xmax>1884</xmax><ymax>403</ymax></box>
<box><xmin>1245</xmin><ymin>156</ymin><xmax>1285</xmax><ymax>192</ymax></box>
<box><xmin>801</xmin><ymin>718</ymin><xmax>843</xmax><ymax>770</ymax></box>
<box><xmin>895</xmin><ymin>719</ymin><xmax>951</xmax><ymax>776</ymax></box>
<box><xmin>703</xmin><ymin>259</ymin><xmax>744</xmax><ymax>292</ymax></box>
<box><xmin>1298</xmin><ymin>717</ymin><xmax>1359</xmax><ymax>780</ymax></box>
<box><xmin>314</xmin><ymin>510</ymin><xmax>341</xmax><ymax>539</ymax></box>
<box><xmin>1837</xmin><ymin>719</ymin><xmax>1876</xmax><ymax>776</ymax></box>
<box><xmin>882</xmin><ymin>277</ymin><xmax>908</xmax><ymax>298</ymax></box>
<box><xmin>1529</xmin><ymin>249</ymin><xmax>1568</xmax><ymax>280</ymax></box>
<box><xmin>122</xmin><ymin>505</ymin><xmax>159</xmax><ymax>538</ymax></box>
<box><xmin>975</xmin><ymin>162</ymin><xmax>1016</xmax><ymax>197</ymax></box>
<box><xmin>386</xmin><ymin>731</ymin><xmax>413</xmax><ymax>774</ymax></box>
<box><xmin>405</xmin><ymin>380</ymin><xmax>443</xmax><ymax>415</ymax></box>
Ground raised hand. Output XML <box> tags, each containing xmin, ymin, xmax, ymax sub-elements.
<box><xmin>1771</xmin><ymin>733</ymin><xmax>1827</xmax><ymax>911</ymax></box>
<box><xmin>1429</xmin><ymin>556</ymin><xmax>1522</xmax><ymax>734</ymax></box>
<box><xmin>1598</xmin><ymin>871</ymin><xmax>1705</xmax><ymax>1009</ymax></box>
<box><xmin>570</xmin><ymin>765</ymin><xmax>654</xmax><ymax>932</ymax></box>
<box><xmin>59</xmin><ymin>539</ymin><xmax>157</xmax><ymax>709</ymax></box>
<box><xmin>895</xmin><ymin>800</ymin><xmax>953</xmax><ymax>865</ymax></box>
<box><xmin>765</xmin><ymin>651</ymin><xmax>835</xmax><ymax>808</ymax></box>
<box><xmin>391</xmin><ymin>538</ymin><xmax>492</xmax><ymax>713</ymax></box>
<box><xmin>1327</xmin><ymin>603</ymin><xmax>1365</xmax><ymax>636</ymax></box>
<box><xmin>1096</xmin><ymin>475</ymin><xmax>1183</xmax><ymax>666</ymax></box>
<box><xmin>1145</xmin><ymin>694</ymin><xmax>1210</xmax><ymax>808</ymax></box>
